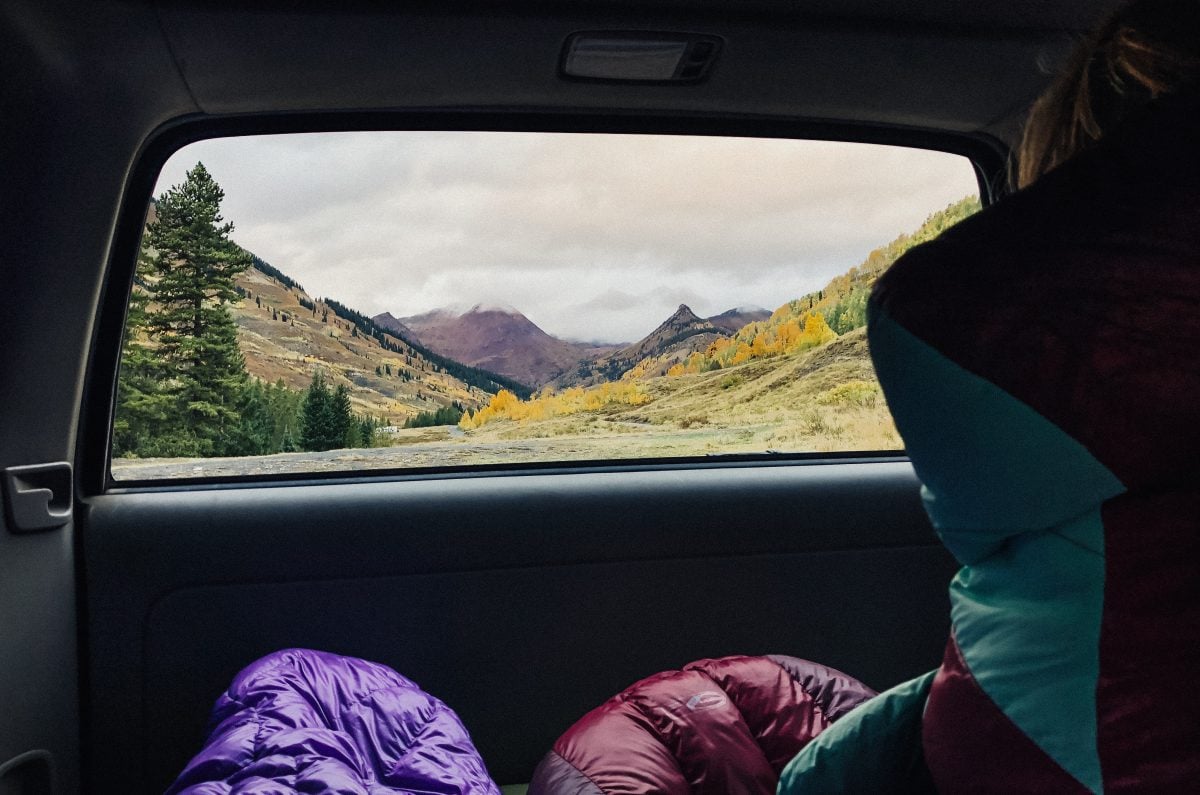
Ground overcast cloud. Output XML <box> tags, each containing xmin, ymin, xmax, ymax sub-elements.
<box><xmin>156</xmin><ymin>132</ymin><xmax>977</xmax><ymax>343</ymax></box>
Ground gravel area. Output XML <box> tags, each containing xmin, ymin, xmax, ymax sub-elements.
<box><xmin>109</xmin><ymin>426</ymin><xmax>784</xmax><ymax>480</ymax></box>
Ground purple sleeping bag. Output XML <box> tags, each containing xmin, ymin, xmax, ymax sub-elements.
<box><xmin>166</xmin><ymin>648</ymin><xmax>501</xmax><ymax>795</ymax></box>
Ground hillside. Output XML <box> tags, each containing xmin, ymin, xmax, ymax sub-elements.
<box><xmin>766</xmin><ymin>194</ymin><xmax>981</xmax><ymax>337</ymax></box>
<box><xmin>459</xmin><ymin>327</ymin><xmax>896</xmax><ymax>457</ymax></box>
<box><xmin>630</xmin><ymin>195</ymin><xmax>982</xmax><ymax>380</ymax></box>
<box><xmin>632</xmin><ymin>328</ymin><xmax>881</xmax><ymax>433</ymax></box>
<box><xmin>232</xmin><ymin>266</ymin><xmax>501</xmax><ymax>423</ymax></box>
<box><xmin>379</xmin><ymin>305</ymin><xmax>601</xmax><ymax>387</ymax></box>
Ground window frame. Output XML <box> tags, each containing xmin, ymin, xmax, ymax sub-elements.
<box><xmin>80</xmin><ymin>110</ymin><xmax>1005</xmax><ymax>495</ymax></box>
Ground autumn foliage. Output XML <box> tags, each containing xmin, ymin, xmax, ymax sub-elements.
<box><xmin>460</xmin><ymin>382</ymin><xmax>651</xmax><ymax>429</ymax></box>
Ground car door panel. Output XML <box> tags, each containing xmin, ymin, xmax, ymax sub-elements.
<box><xmin>83</xmin><ymin>461</ymin><xmax>954</xmax><ymax>791</ymax></box>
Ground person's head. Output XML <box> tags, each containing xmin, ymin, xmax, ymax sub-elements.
<box><xmin>1014</xmin><ymin>0</ymin><xmax>1200</xmax><ymax>189</ymax></box>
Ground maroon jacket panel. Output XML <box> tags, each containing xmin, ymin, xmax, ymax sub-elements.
<box><xmin>922</xmin><ymin>638</ymin><xmax>1089</xmax><ymax>795</ymax></box>
<box><xmin>1098</xmin><ymin>485</ymin><xmax>1200</xmax><ymax>792</ymax></box>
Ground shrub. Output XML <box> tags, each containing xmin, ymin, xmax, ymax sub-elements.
<box><xmin>817</xmin><ymin>380</ymin><xmax>880</xmax><ymax>408</ymax></box>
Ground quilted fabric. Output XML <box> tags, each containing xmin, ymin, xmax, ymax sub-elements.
<box><xmin>166</xmin><ymin>648</ymin><xmax>500</xmax><ymax>795</ymax></box>
<box><xmin>527</xmin><ymin>654</ymin><xmax>875</xmax><ymax>794</ymax></box>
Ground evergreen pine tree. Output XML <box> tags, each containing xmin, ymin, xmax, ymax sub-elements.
<box><xmin>227</xmin><ymin>378</ymin><xmax>274</xmax><ymax>456</ymax></box>
<box><xmin>332</xmin><ymin>383</ymin><xmax>354</xmax><ymax>448</ymax></box>
<box><xmin>143</xmin><ymin>163</ymin><xmax>252</xmax><ymax>456</ymax></box>
<box><xmin>300</xmin><ymin>370</ymin><xmax>336</xmax><ymax>451</ymax></box>
<box><xmin>265</xmin><ymin>378</ymin><xmax>304</xmax><ymax>452</ymax></box>
<box><xmin>279</xmin><ymin>429</ymin><xmax>299</xmax><ymax>453</ymax></box>
<box><xmin>358</xmin><ymin>416</ymin><xmax>376</xmax><ymax>448</ymax></box>
<box><xmin>113</xmin><ymin>236</ymin><xmax>168</xmax><ymax>456</ymax></box>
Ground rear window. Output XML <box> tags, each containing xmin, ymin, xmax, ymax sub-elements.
<box><xmin>110</xmin><ymin>132</ymin><xmax>979</xmax><ymax>481</ymax></box>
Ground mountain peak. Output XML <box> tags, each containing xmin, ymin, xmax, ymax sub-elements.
<box><xmin>387</xmin><ymin>304</ymin><xmax>590</xmax><ymax>387</ymax></box>
<box><xmin>611</xmin><ymin>304</ymin><xmax>723</xmax><ymax>366</ymax></box>
<box><xmin>372</xmin><ymin>311</ymin><xmax>414</xmax><ymax>340</ymax></box>
<box><xmin>668</xmin><ymin>304</ymin><xmax>702</xmax><ymax>323</ymax></box>
<box><xmin>549</xmin><ymin>302</ymin><xmax>726</xmax><ymax>389</ymax></box>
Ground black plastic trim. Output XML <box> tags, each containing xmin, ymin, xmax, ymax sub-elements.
<box><xmin>0</xmin><ymin>750</ymin><xmax>54</xmax><ymax>794</ymax></box>
<box><xmin>78</xmin><ymin>107</ymin><xmax>1007</xmax><ymax>497</ymax></box>
<box><xmin>105</xmin><ymin>451</ymin><xmax>907</xmax><ymax>493</ymax></box>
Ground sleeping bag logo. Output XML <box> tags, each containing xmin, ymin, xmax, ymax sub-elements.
<box><xmin>686</xmin><ymin>691</ymin><xmax>728</xmax><ymax>711</ymax></box>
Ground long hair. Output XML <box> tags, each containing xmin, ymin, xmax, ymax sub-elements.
<box><xmin>1015</xmin><ymin>0</ymin><xmax>1200</xmax><ymax>189</ymax></box>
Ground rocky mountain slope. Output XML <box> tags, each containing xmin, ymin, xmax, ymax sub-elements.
<box><xmin>369</xmin><ymin>311</ymin><xmax>414</xmax><ymax>341</ymax></box>
<box><xmin>550</xmin><ymin>304</ymin><xmax>727</xmax><ymax>388</ymax></box>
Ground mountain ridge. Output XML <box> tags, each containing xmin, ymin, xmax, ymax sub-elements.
<box><xmin>549</xmin><ymin>303</ymin><xmax>728</xmax><ymax>389</ymax></box>
<box><xmin>707</xmin><ymin>306</ymin><xmax>771</xmax><ymax>333</ymax></box>
<box><xmin>373</xmin><ymin>301</ymin><xmax>783</xmax><ymax>391</ymax></box>
<box><xmin>375</xmin><ymin>305</ymin><xmax>614</xmax><ymax>388</ymax></box>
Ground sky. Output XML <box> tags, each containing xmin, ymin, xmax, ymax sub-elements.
<box><xmin>156</xmin><ymin>132</ymin><xmax>978</xmax><ymax>344</ymax></box>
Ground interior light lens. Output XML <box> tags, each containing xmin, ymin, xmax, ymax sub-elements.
<box><xmin>561</xmin><ymin>33</ymin><xmax>719</xmax><ymax>82</ymax></box>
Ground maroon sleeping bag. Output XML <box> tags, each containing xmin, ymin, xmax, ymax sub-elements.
<box><xmin>529</xmin><ymin>654</ymin><xmax>876</xmax><ymax>794</ymax></box>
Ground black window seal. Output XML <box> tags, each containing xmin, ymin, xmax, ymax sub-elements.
<box><xmin>78</xmin><ymin>107</ymin><xmax>1007</xmax><ymax>497</ymax></box>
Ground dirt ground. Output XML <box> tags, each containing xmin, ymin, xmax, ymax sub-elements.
<box><xmin>112</xmin><ymin>405</ymin><xmax>898</xmax><ymax>480</ymax></box>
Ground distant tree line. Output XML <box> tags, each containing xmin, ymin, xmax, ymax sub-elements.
<box><xmin>403</xmin><ymin>402</ymin><xmax>465</xmax><ymax>428</ymax></box>
<box><xmin>322</xmin><ymin>298</ymin><xmax>381</xmax><ymax>337</ymax></box>
<box><xmin>248</xmin><ymin>253</ymin><xmax>303</xmax><ymax>292</ymax></box>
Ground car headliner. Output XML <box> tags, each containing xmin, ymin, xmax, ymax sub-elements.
<box><xmin>7</xmin><ymin>0</ymin><xmax>1117</xmax><ymax>144</ymax></box>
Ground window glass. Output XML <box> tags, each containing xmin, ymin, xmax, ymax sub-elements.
<box><xmin>111</xmin><ymin>132</ymin><xmax>978</xmax><ymax>480</ymax></box>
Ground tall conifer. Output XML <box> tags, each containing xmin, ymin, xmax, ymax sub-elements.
<box><xmin>301</xmin><ymin>370</ymin><xmax>337</xmax><ymax>451</ymax></box>
<box><xmin>332</xmin><ymin>383</ymin><xmax>354</xmax><ymax>448</ymax></box>
<box><xmin>113</xmin><ymin>235</ymin><xmax>168</xmax><ymax>455</ymax></box>
<box><xmin>144</xmin><ymin>162</ymin><xmax>251</xmax><ymax>455</ymax></box>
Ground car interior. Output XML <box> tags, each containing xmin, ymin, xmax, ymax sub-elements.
<box><xmin>1</xmin><ymin>1</ymin><xmax>1124</xmax><ymax>792</ymax></box>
